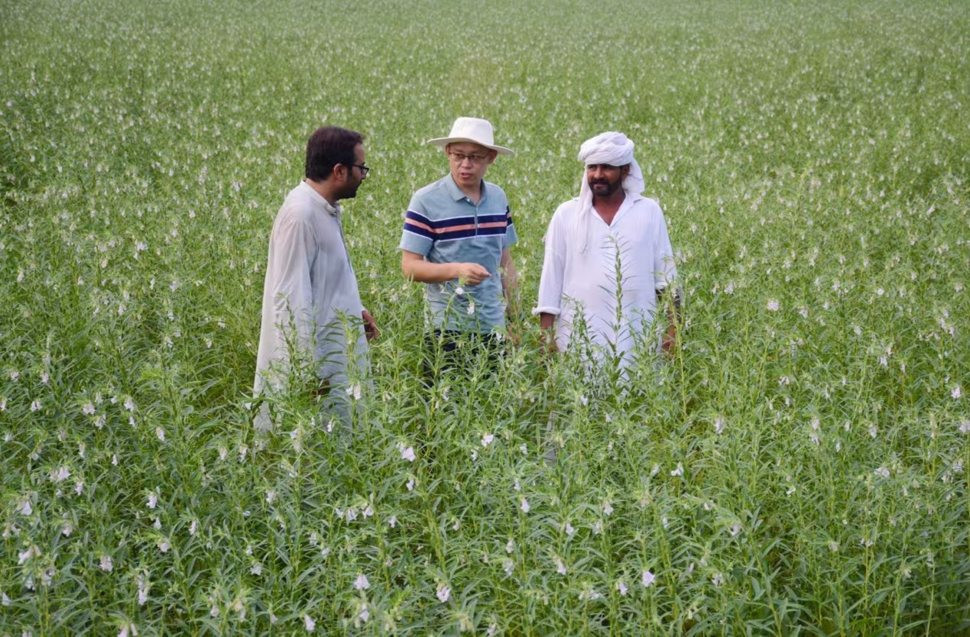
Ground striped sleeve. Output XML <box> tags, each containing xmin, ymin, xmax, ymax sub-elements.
<box><xmin>399</xmin><ymin>196</ymin><xmax>434</xmax><ymax>255</ymax></box>
<box><xmin>503</xmin><ymin>205</ymin><xmax>518</xmax><ymax>248</ymax></box>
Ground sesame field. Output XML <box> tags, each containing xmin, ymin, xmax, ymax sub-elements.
<box><xmin>1</xmin><ymin>0</ymin><xmax>969</xmax><ymax>634</ymax></box>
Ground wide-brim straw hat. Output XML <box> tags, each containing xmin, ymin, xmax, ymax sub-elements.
<box><xmin>426</xmin><ymin>117</ymin><xmax>514</xmax><ymax>156</ymax></box>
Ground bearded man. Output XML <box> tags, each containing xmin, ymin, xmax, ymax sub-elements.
<box><xmin>253</xmin><ymin>126</ymin><xmax>378</xmax><ymax>430</ymax></box>
<box><xmin>534</xmin><ymin>132</ymin><xmax>679</xmax><ymax>366</ymax></box>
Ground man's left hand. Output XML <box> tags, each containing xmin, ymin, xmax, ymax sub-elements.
<box><xmin>661</xmin><ymin>324</ymin><xmax>677</xmax><ymax>358</ymax></box>
<box><xmin>362</xmin><ymin>309</ymin><xmax>380</xmax><ymax>341</ymax></box>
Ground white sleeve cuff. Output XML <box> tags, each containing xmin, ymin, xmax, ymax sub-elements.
<box><xmin>532</xmin><ymin>306</ymin><xmax>561</xmax><ymax>316</ymax></box>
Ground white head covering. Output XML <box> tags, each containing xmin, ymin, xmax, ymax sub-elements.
<box><xmin>575</xmin><ymin>132</ymin><xmax>645</xmax><ymax>253</ymax></box>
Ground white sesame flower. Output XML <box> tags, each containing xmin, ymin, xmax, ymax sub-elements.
<box><xmin>250</xmin><ymin>563</ymin><xmax>262</xmax><ymax>575</ymax></box>
<box><xmin>406</xmin><ymin>477</ymin><xmax>415</xmax><ymax>491</ymax></box>
<box><xmin>155</xmin><ymin>427</ymin><xmax>165</xmax><ymax>441</ymax></box>
<box><xmin>345</xmin><ymin>384</ymin><xmax>362</xmax><ymax>401</ymax></box>
<box><xmin>555</xmin><ymin>557</ymin><xmax>566</xmax><ymax>575</ymax></box>
<box><xmin>266</xmin><ymin>490</ymin><xmax>276</xmax><ymax>504</ymax></box>
<box><xmin>714</xmin><ymin>416</ymin><xmax>725</xmax><ymax>434</ymax></box>
<box><xmin>82</xmin><ymin>403</ymin><xmax>96</xmax><ymax>415</ymax></box>
<box><xmin>399</xmin><ymin>443</ymin><xmax>416</xmax><ymax>462</ymax></box>
<box><xmin>467</xmin><ymin>302</ymin><xmax>475</xmax><ymax>315</ymax></box>
<box><xmin>158</xmin><ymin>539</ymin><xmax>170</xmax><ymax>553</ymax></box>
<box><xmin>617</xmin><ymin>580</ymin><xmax>628</xmax><ymax>595</ymax></box>
<box><xmin>18</xmin><ymin>546</ymin><xmax>40</xmax><ymax>564</ymax></box>
<box><xmin>16</xmin><ymin>498</ymin><xmax>32</xmax><ymax>516</ymax></box>
<box><xmin>564</xmin><ymin>522</ymin><xmax>575</xmax><ymax>536</ymax></box>
<box><xmin>670</xmin><ymin>463</ymin><xmax>683</xmax><ymax>477</ymax></box>
<box><xmin>602</xmin><ymin>500</ymin><xmax>613</xmax><ymax>516</ymax></box>
<box><xmin>959</xmin><ymin>421</ymin><xmax>970</xmax><ymax>435</ymax></box>
<box><xmin>2</xmin><ymin>592</ymin><xmax>10</xmax><ymax>606</ymax></box>
<box><xmin>579</xmin><ymin>587</ymin><xmax>602</xmax><ymax>601</ymax></box>
<box><xmin>137</xmin><ymin>577</ymin><xmax>149</xmax><ymax>606</ymax></box>
<box><xmin>766</xmin><ymin>299</ymin><xmax>779</xmax><ymax>311</ymax></box>
<box><xmin>730</xmin><ymin>524</ymin><xmax>742</xmax><ymax>537</ymax></box>
<box><xmin>875</xmin><ymin>467</ymin><xmax>890</xmax><ymax>479</ymax></box>
<box><xmin>388</xmin><ymin>515</ymin><xmax>397</xmax><ymax>528</ymax></box>
<box><xmin>641</xmin><ymin>570</ymin><xmax>655</xmax><ymax>587</ymax></box>
<box><xmin>189</xmin><ymin>520</ymin><xmax>197</xmax><ymax>536</ymax></box>
<box><xmin>481</xmin><ymin>433</ymin><xmax>494</xmax><ymax>448</ymax></box>
<box><xmin>75</xmin><ymin>480</ymin><xmax>84</xmax><ymax>495</ymax></box>
<box><xmin>503</xmin><ymin>558</ymin><xmax>514</xmax><ymax>576</ymax></box>
<box><xmin>354</xmin><ymin>574</ymin><xmax>370</xmax><ymax>590</ymax></box>
<box><xmin>50</xmin><ymin>467</ymin><xmax>70</xmax><ymax>483</ymax></box>
<box><xmin>303</xmin><ymin>614</ymin><xmax>316</xmax><ymax>632</ymax></box>
<box><xmin>506</xmin><ymin>539</ymin><xmax>515</xmax><ymax>554</ymax></box>
<box><xmin>100</xmin><ymin>555</ymin><xmax>114</xmax><ymax>572</ymax></box>
<box><xmin>357</xmin><ymin>604</ymin><xmax>369</xmax><ymax>624</ymax></box>
<box><xmin>30</xmin><ymin>399</ymin><xmax>41</xmax><ymax>412</ymax></box>
<box><xmin>147</xmin><ymin>493</ymin><xmax>158</xmax><ymax>509</ymax></box>
<box><xmin>436</xmin><ymin>583</ymin><xmax>451</xmax><ymax>603</ymax></box>
<box><xmin>712</xmin><ymin>573</ymin><xmax>725</xmax><ymax>587</ymax></box>
<box><xmin>520</xmin><ymin>498</ymin><xmax>530</xmax><ymax>513</ymax></box>
<box><xmin>953</xmin><ymin>386</ymin><xmax>962</xmax><ymax>400</ymax></box>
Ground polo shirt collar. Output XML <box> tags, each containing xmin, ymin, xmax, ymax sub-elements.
<box><xmin>445</xmin><ymin>173</ymin><xmax>487</xmax><ymax>204</ymax></box>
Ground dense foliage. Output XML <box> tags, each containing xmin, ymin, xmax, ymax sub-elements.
<box><xmin>1</xmin><ymin>0</ymin><xmax>968</xmax><ymax>633</ymax></box>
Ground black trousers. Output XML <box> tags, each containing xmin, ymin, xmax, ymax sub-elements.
<box><xmin>423</xmin><ymin>329</ymin><xmax>504</xmax><ymax>378</ymax></box>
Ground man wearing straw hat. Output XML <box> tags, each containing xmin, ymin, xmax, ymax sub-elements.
<box><xmin>400</xmin><ymin>117</ymin><xmax>519</xmax><ymax>364</ymax></box>
<box><xmin>534</xmin><ymin>131</ymin><xmax>680</xmax><ymax>366</ymax></box>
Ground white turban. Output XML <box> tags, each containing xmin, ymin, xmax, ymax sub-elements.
<box><xmin>575</xmin><ymin>132</ymin><xmax>645</xmax><ymax>253</ymax></box>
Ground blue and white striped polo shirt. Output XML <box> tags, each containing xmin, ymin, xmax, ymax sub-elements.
<box><xmin>399</xmin><ymin>174</ymin><xmax>517</xmax><ymax>333</ymax></box>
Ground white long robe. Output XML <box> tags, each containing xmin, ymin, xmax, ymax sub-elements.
<box><xmin>535</xmin><ymin>193</ymin><xmax>677</xmax><ymax>366</ymax></box>
<box><xmin>253</xmin><ymin>181</ymin><xmax>367</xmax><ymax>429</ymax></box>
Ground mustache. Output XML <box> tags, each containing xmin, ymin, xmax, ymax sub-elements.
<box><xmin>589</xmin><ymin>179</ymin><xmax>610</xmax><ymax>186</ymax></box>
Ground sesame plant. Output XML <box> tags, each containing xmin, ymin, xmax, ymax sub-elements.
<box><xmin>1</xmin><ymin>0</ymin><xmax>968</xmax><ymax>634</ymax></box>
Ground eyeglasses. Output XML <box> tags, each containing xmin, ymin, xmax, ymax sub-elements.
<box><xmin>348</xmin><ymin>163</ymin><xmax>370</xmax><ymax>177</ymax></box>
<box><xmin>448</xmin><ymin>151</ymin><xmax>490</xmax><ymax>165</ymax></box>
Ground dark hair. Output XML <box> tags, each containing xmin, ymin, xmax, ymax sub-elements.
<box><xmin>305</xmin><ymin>126</ymin><xmax>364</xmax><ymax>181</ymax></box>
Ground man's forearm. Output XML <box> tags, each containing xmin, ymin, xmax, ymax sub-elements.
<box><xmin>403</xmin><ymin>259</ymin><xmax>460</xmax><ymax>284</ymax></box>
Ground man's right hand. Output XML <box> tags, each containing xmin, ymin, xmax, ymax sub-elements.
<box><xmin>455</xmin><ymin>263</ymin><xmax>491</xmax><ymax>286</ymax></box>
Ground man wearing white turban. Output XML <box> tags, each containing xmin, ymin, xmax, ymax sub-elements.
<box><xmin>534</xmin><ymin>132</ymin><xmax>679</xmax><ymax>365</ymax></box>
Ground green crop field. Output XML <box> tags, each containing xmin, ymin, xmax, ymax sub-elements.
<box><xmin>1</xmin><ymin>0</ymin><xmax>969</xmax><ymax>633</ymax></box>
